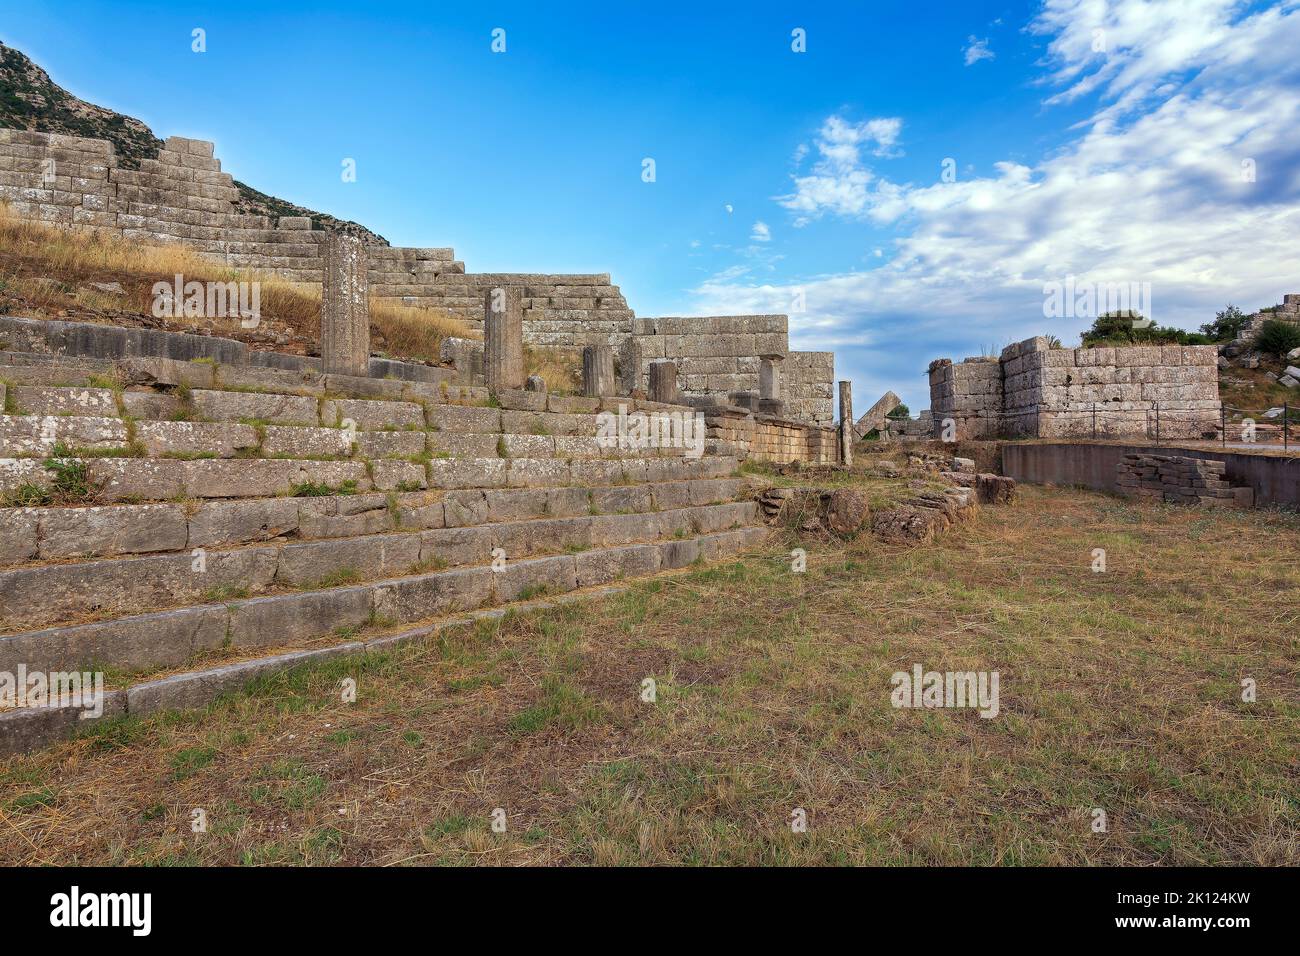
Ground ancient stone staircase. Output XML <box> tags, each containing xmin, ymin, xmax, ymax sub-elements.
<box><xmin>0</xmin><ymin>348</ymin><xmax>767</xmax><ymax>753</ymax></box>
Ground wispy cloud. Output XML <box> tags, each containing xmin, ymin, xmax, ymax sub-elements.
<box><xmin>963</xmin><ymin>36</ymin><xmax>995</xmax><ymax>65</ymax></box>
<box><xmin>775</xmin><ymin>115</ymin><xmax>904</xmax><ymax>225</ymax></box>
<box><xmin>750</xmin><ymin>220</ymin><xmax>771</xmax><ymax>242</ymax></box>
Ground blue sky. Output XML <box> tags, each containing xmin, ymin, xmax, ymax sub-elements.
<box><xmin>4</xmin><ymin>0</ymin><xmax>1299</xmax><ymax>413</ymax></box>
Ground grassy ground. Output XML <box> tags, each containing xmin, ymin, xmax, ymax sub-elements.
<box><xmin>0</xmin><ymin>484</ymin><xmax>1295</xmax><ymax>866</ymax></box>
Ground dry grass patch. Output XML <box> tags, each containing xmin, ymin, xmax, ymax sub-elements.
<box><xmin>0</xmin><ymin>485</ymin><xmax>1295</xmax><ymax>866</ymax></box>
<box><xmin>0</xmin><ymin>202</ymin><xmax>470</xmax><ymax>364</ymax></box>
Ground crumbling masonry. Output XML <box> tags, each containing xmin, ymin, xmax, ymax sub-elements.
<box><xmin>929</xmin><ymin>335</ymin><xmax>1221</xmax><ymax>440</ymax></box>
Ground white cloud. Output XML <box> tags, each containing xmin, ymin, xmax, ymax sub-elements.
<box><xmin>692</xmin><ymin>0</ymin><xmax>1300</xmax><ymax>411</ymax></box>
<box><xmin>750</xmin><ymin>221</ymin><xmax>771</xmax><ymax>242</ymax></box>
<box><xmin>775</xmin><ymin>115</ymin><xmax>904</xmax><ymax>225</ymax></box>
<box><xmin>964</xmin><ymin>36</ymin><xmax>995</xmax><ymax>65</ymax></box>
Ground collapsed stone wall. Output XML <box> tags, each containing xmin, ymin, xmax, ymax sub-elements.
<box><xmin>930</xmin><ymin>336</ymin><xmax>1221</xmax><ymax>440</ymax></box>
<box><xmin>1237</xmin><ymin>293</ymin><xmax>1300</xmax><ymax>343</ymax></box>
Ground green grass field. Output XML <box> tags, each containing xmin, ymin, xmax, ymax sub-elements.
<box><xmin>1</xmin><ymin>485</ymin><xmax>1296</xmax><ymax>866</ymax></box>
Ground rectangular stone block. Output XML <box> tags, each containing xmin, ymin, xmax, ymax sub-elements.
<box><xmin>11</xmin><ymin>385</ymin><xmax>116</xmax><ymax>416</ymax></box>
<box><xmin>275</xmin><ymin>533</ymin><xmax>422</xmax><ymax>588</ymax></box>
<box><xmin>0</xmin><ymin>605</ymin><xmax>229</xmax><ymax>675</ymax></box>
<box><xmin>39</xmin><ymin>503</ymin><xmax>188</xmax><ymax>559</ymax></box>
<box><xmin>0</xmin><ymin>414</ymin><xmax>127</xmax><ymax>454</ymax></box>
<box><xmin>372</xmin><ymin>460</ymin><xmax>427</xmax><ymax>491</ymax></box>
<box><xmin>191</xmin><ymin>389</ymin><xmax>319</xmax><ymax>425</ymax></box>
<box><xmin>322</xmin><ymin>397</ymin><xmax>424</xmax><ymax>430</ymax></box>
<box><xmin>427</xmin><ymin>457</ymin><xmax>508</xmax><ymax>489</ymax></box>
<box><xmin>575</xmin><ymin>543</ymin><xmax>659</xmax><ymax>587</ymax></box>
<box><xmin>136</xmin><ymin>420</ymin><xmax>259</xmax><ymax>457</ymax></box>
<box><xmin>506</xmin><ymin>458</ymin><xmax>570</xmax><ymax>488</ymax></box>
<box><xmin>493</xmin><ymin>554</ymin><xmax>577</xmax><ymax>602</ymax></box>
<box><xmin>417</xmin><ymin>525</ymin><xmax>496</xmax><ymax>567</ymax></box>
<box><xmin>426</xmin><ymin>404</ymin><xmax>501</xmax><ymax>433</ymax></box>
<box><xmin>371</xmin><ymin>566</ymin><xmax>494</xmax><ymax>623</ymax></box>
<box><xmin>228</xmin><ymin>586</ymin><xmax>373</xmax><ymax>648</ymax></box>
<box><xmin>188</xmin><ymin>497</ymin><xmax>301</xmax><ymax>547</ymax></box>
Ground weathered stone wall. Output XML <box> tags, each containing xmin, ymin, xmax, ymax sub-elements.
<box><xmin>705</xmin><ymin>409</ymin><xmax>837</xmax><ymax>466</ymax></box>
<box><xmin>928</xmin><ymin>357</ymin><xmax>1003</xmax><ymax>439</ymax></box>
<box><xmin>1115</xmin><ymin>453</ymin><xmax>1253</xmax><ymax>507</ymax></box>
<box><xmin>1237</xmin><ymin>293</ymin><xmax>1300</xmax><ymax>342</ymax></box>
<box><xmin>930</xmin><ymin>336</ymin><xmax>1221</xmax><ymax>440</ymax></box>
<box><xmin>627</xmin><ymin>315</ymin><xmax>833</xmax><ymax>425</ymax></box>
<box><xmin>0</xmin><ymin>128</ymin><xmax>630</xmax><ymax>342</ymax></box>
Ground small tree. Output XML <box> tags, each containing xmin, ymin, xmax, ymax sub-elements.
<box><xmin>887</xmin><ymin>403</ymin><xmax>911</xmax><ymax>419</ymax></box>
<box><xmin>1200</xmin><ymin>304</ymin><xmax>1247</xmax><ymax>341</ymax></box>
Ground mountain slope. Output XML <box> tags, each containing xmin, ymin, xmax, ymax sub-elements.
<box><xmin>0</xmin><ymin>41</ymin><xmax>384</xmax><ymax>242</ymax></box>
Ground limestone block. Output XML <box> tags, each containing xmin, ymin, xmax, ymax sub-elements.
<box><xmin>261</xmin><ymin>424</ymin><xmax>352</xmax><ymax>458</ymax></box>
<box><xmin>659</xmin><ymin>537</ymin><xmax>701</xmax><ymax>569</ymax></box>
<box><xmin>372</xmin><ymin>460</ymin><xmax>427</xmax><ymax>491</ymax></box>
<box><xmin>12</xmin><ymin>385</ymin><xmax>116</xmax><ymax>416</ymax></box>
<box><xmin>506</xmin><ymin>457</ymin><xmax>570</xmax><ymax>487</ymax></box>
<box><xmin>275</xmin><ymin>534</ymin><xmax>421</xmax><ymax>588</ymax></box>
<box><xmin>441</xmin><ymin>490</ymin><xmax>488</xmax><ymax>527</ymax></box>
<box><xmin>427</xmin><ymin>457</ymin><xmax>508</xmax><ymax>489</ymax></box>
<box><xmin>188</xmin><ymin>497</ymin><xmax>301</xmax><ymax>548</ymax></box>
<box><xmin>296</xmin><ymin>494</ymin><xmax>393</xmax><ymax>539</ymax></box>
<box><xmin>228</xmin><ymin>587</ymin><xmax>372</xmax><ymax>649</ymax></box>
<box><xmin>0</xmin><ymin>508</ymin><xmax>40</xmax><ymax>565</ymax></box>
<box><xmin>371</xmin><ymin>566</ymin><xmax>494</xmax><ymax>622</ymax></box>
<box><xmin>136</xmin><ymin>420</ymin><xmax>259</xmax><ymax>457</ymax></box>
<box><xmin>493</xmin><ymin>554</ymin><xmax>577</xmax><ymax>603</ymax></box>
<box><xmin>426</xmin><ymin>404</ymin><xmax>502</xmax><ymax>433</ymax></box>
<box><xmin>0</xmin><ymin>414</ymin><xmax>127</xmax><ymax>454</ymax></box>
<box><xmin>322</xmin><ymin>397</ymin><xmax>424</xmax><ymax>430</ymax></box>
<box><xmin>576</xmin><ymin>543</ymin><xmax>659</xmax><ymax>587</ymax></box>
<box><xmin>191</xmin><ymin>389</ymin><xmax>318</xmax><ymax>425</ymax></box>
<box><xmin>39</xmin><ymin>503</ymin><xmax>188</xmax><ymax>559</ymax></box>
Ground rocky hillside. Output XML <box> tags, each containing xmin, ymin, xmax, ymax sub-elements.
<box><xmin>0</xmin><ymin>41</ymin><xmax>384</xmax><ymax>242</ymax></box>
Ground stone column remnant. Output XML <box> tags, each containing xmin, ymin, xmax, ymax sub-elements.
<box><xmin>582</xmin><ymin>344</ymin><xmax>616</xmax><ymax>398</ymax></box>
<box><xmin>649</xmin><ymin>359</ymin><xmax>680</xmax><ymax>404</ymax></box>
<box><xmin>320</xmin><ymin>232</ymin><xmax>370</xmax><ymax>377</ymax></box>
<box><xmin>484</xmin><ymin>286</ymin><xmax>524</xmax><ymax>391</ymax></box>
<box><xmin>838</xmin><ymin>380</ymin><xmax>853</xmax><ymax>467</ymax></box>
<box><xmin>759</xmin><ymin>355</ymin><xmax>783</xmax><ymax>401</ymax></box>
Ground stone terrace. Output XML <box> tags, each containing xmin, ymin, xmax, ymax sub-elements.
<box><xmin>0</xmin><ymin>347</ymin><xmax>767</xmax><ymax>754</ymax></box>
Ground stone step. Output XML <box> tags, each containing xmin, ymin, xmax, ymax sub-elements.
<box><xmin>0</xmin><ymin>477</ymin><xmax>744</xmax><ymax>563</ymax></box>
<box><xmin>0</xmin><ymin>523</ymin><xmax>765</xmax><ymax>756</ymax></box>
<box><xmin>0</xmin><ymin>500</ymin><xmax>759</xmax><ymax>632</ymax></box>
<box><xmin>0</xmin><ymin>523</ymin><xmax>768</xmax><ymax>676</ymax></box>
<box><xmin>0</xmin><ymin>454</ymin><xmax>737</xmax><ymax>503</ymax></box>
<box><xmin>3</xmin><ymin>382</ymin><xmax>694</xmax><ymax>435</ymax></box>
<box><xmin>0</xmin><ymin>414</ymin><xmax>699</xmax><ymax>463</ymax></box>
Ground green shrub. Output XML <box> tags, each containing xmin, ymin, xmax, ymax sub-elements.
<box><xmin>1253</xmin><ymin>319</ymin><xmax>1300</xmax><ymax>358</ymax></box>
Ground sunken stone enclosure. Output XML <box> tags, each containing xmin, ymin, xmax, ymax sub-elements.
<box><xmin>929</xmin><ymin>336</ymin><xmax>1222</xmax><ymax>440</ymax></box>
<box><xmin>0</xmin><ymin>128</ymin><xmax>834</xmax><ymax>425</ymax></box>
